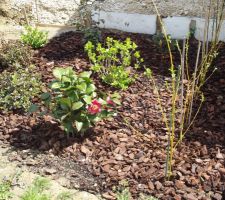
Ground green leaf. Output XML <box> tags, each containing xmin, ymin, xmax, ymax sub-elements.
<box><xmin>77</xmin><ymin>82</ymin><xmax>87</xmax><ymax>92</ymax></box>
<box><xmin>51</xmin><ymin>82</ymin><xmax>61</xmax><ymax>89</ymax></box>
<box><xmin>61</xmin><ymin>113</ymin><xmax>70</xmax><ymax>121</ymax></box>
<box><xmin>72</xmin><ymin>102</ymin><xmax>83</xmax><ymax>110</ymax></box>
<box><xmin>59</xmin><ymin>98</ymin><xmax>71</xmax><ymax>110</ymax></box>
<box><xmin>53</xmin><ymin>68</ymin><xmax>65</xmax><ymax>80</ymax></box>
<box><xmin>83</xmin><ymin>95</ymin><xmax>92</xmax><ymax>104</ymax></box>
<box><xmin>53</xmin><ymin>67</ymin><xmax>75</xmax><ymax>81</ymax></box>
<box><xmin>79</xmin><ymin>71</ymin><xmax>92</xmax><ymax>78</ymax></box>
<box><xmin>28</xmin><ymin>104</ymin><xmax>39</xmax><ymax>113</ymax></box>
<box><xmin>86</xmin><ymin>84</ymin><xmax>96</xmax><ymax>94</ymax></box>
<box><xmin>41</xmin><ymin>92</ymin><xmax>50</xmax><ymax>100</ymax></box>
<box><xmin>75</xmin><ymin>121</ymin><xmax>83</xmax><ymax>132</ymax></box>
<box><xmin>63</xmin><ymin>121</ymin><xmax>74</xmax><ymax>133</ymax></box>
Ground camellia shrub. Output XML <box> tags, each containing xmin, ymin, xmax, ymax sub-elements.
<box><xmin>21</xmin><ymin>26</ymin><xmax>48</xmax><ymax>49</ymax></box>
<box><xmin>85</xmin><ymin>37</ymin><xmax>144</xmax><ymax>89</ymax></box>
<box><xmin>0</xmin><ymin>65</ymin><xmax>42</xmax><ymax>112</ymax></box>
<box><xmin>40</xmin><ymin>67</ymin><xmax>120</xmax><ymax>134</ymax></box>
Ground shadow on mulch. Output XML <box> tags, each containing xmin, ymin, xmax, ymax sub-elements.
<box><xmin>8</xmin><ymin>118</ymin><xmax>99</xmax><ymax>155</ymax></box>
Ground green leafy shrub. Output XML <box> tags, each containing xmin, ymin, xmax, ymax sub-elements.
<box><xmin>83</xmin><ymin>27</ymin><xmax>101</xmax><ymax>45</ymax></box>
<box><xmin>40</xmin><ymin>67</ymin><xmax>120</xmax><ymax>134</ymax></box>
<box><xmin>0</xmin><ymin>65</ymin><xmax>42</xmax><ymax>112</ymax></box>
<box><xmin>152</xmin><ymin>33</ymin><xmax>177</xmax><ymax>51</ymax></box>
<box><xmin>85</xmin><ymin>37</ymin><xmax>144</xmax><ymax>89</ymax></box>
<box><xmin>21</xmin><ymin>26</ymin><xmax>48</xmax><ymax>49</ymax></box>
<box><xmin>0</xmin><ymin>40</ymin><xmax>33</xmax><ymax>69</ymax></box>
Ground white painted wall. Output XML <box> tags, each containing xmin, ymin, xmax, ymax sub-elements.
<box><xmin>92</xmin><ymin>11</ymin><xmax>157</xmax><ymax>35</ymax></box>
<box><xmin>194</xmin><ymin>18</ymin><xmax>225</xmax><ymax>42</ymax></box>
<box><xmin>92</xmin><ymin>11</ymin><xmax>225</xmax><ymax>42</ymax></box>
<box><xmin>162</xmin><ymin>17</ymin><xmax>192</xmax><ymax>39</ymax></box>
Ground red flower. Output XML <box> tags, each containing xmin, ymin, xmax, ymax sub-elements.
<box><xmin>88</xmin><ymin>99</ymin><xmax>102</xmax><ymax>115</ymax></box>
<box><xmin>106</xmin><ymin>96</ymin><xmax>115</xmax><ymax>106</ymax></box>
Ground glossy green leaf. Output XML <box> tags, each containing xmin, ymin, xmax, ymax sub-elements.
<box><xmin>28</xmin><ymin>104</ymin><xmax>39</xmax><ymax>113</ymax></box>
<box><xmin>79</xmin><ymin>71</ymin><xmax>92</xmax><ymax>78</ymax></box>
<box><xmin>53</xmin><ymin>68</ymin><xmax>65</xmax><ymax>80</ymax></box>
<box><xmin>72</xmin><ymin>102</ymin><xmax>83</xmax><ymax>110</ymax></box>
<box><xmin>86</xmin><ymin>84</ymin><xmax>96</xmax><ymax>94</ymax></box>
<box><xmin>51</xmin><ymin>82</ymin><xmax>61</xmax><ymax>89</ymax></box>
<box><xmin>41</xmin><ymin>92</ymin><xmax>51</xmax><ymax>100</ymax></box>
<box><xmin>77</xmin><ymin>82</ymin><xmax>87</xmax><ymax>92</ymax></box>
<box><xmin>83</xmin><ymin>95</ymin><xmax>92</xmax><ymax>104</ymax></box>
<box><xmin>59</xmin><ymin>98</ymin><xmax>71</xmax><ymax>110</ymax></box>
<box><xmin>75</xmin><ymin>121</ymin><xmax>83</xmax><ymax>132</ymax></box>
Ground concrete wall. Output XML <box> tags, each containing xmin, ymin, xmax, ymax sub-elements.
<box><xmin>96</xmin><ymin>0</ymin><xmax>206</xmax><ymax>17</ymax></box>
<box><xmin>1</xmin><ymin>0</ymin><xmax>209</xmax><ymax>26</ymax></box>
<box><xmin>0</xmin><ymin>0</ymin><xmax>225</xmax><ymax>42</ymax></box>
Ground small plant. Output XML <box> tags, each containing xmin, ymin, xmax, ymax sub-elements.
<box><xmin>0</xmin><ymin>40</ymin><xmax>33</xmax><ymax>69</ymax></box>
<box><xmin>139</xmin><ymin>194</ymin><xmax>158</xmax><ymax>200</ymax></box>
<box><xmin>0</xmin><ymin>64</ymin><xmax>42</xmax><ymax>112</ymax></box>
<box><xmin>115</xmin><ymin>180</ymin><xmax>131</xmax><ymax>200</ymax></box>
<box><xmin>0</xmin><ymin>178</ymin><xmax>12</xmax><ymax>200</ymax></box>
<box><xmin>21</xmin><ymin>26</ymin><xmax>48</xmax><ymax>49</ymax></box>
<box><xmin>152</xmin><ymin>33</ymin><xmax>177</xmax><ymax>51</ymax></box>
<box><xmin>83</xmin><ymin>27</ymin><xmax>101</xmax><ymax>45</ymax></box>
<box><xmin>40</xmin><ymin>67</ymin><xmax>120</xmax><ymax>134</ymax></box>
<box><xmin>56</xmin><ymin>191</ymin><xmax>73</xmax><ymax>200</ymax></box>
<box><xmin>85</xmin><ymin>37</ymin><xmax>144</xmax><ymax>89</ymax></box>
<box><xmin>20</xmin><ymin>177</ymin><xmax>51</xmax><ymax>200</ymax></box>
<box><xmin>149</xmin><ymin>0</ymin><xmax>225</xmax><ymax>179</ymax></box>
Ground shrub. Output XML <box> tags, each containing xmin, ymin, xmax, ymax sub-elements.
<box><xmin>83</xmin><ymin>27</ymin><xmax>101</xmax><ymax>45</ymax></box>
<box><xmin>40</xmin><ymin>67</ymin><xmax>120</xmax><ymax>134</ymax></box>
<box><xmin>152</xmin><ymin>33</ymin><xmax>177</xmax><ymax>51</ymax></box>
<box><xmin>0</xmin><ymin>65</ymin><xmax>42</xmax><ymax>112</ymax></box>
<box><xmin>21</xmin><ymin>26</ymin><xmax>48</xmax><ymax>49</ymax></box>
<box><xmin>85</xmin><ymin>37</ymin><xmax>144</xmax><ymax>89</ymax></box>
<box><xmin>0</xmin><ymin>40</ymin><xmax>33</xmax><ymax>69</ymax></box>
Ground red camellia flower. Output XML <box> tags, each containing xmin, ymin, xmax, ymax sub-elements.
<box><xmin>88</xmin><ymin>99</ymin><xmax>102</xmax><ymax>115</ymax></box>
<box><xmin>106</xmin><ymin>96</ymin><xmax>115</xmax><ymax>106</ymax></box>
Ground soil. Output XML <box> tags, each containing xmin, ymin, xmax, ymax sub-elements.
<box><xmin>0</xmin><ymin>30</ymin><xmax>225</xmax><ymax>200</ymax></box>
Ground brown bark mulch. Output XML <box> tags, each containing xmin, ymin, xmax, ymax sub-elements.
<box><xmin>0</xmin><ymin>30</ymin><xmax>225</xmax><ymax>200</ymax></box>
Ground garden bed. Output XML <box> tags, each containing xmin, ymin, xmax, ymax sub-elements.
<box><xmin>0</xmin><ymin>30</ymin><xmax>225</xmax><ymax>200</ymax></box>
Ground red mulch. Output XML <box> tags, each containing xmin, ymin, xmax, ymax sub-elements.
<box><xmin>0</xmin><ymin>30</ymin><xmax>225</xmax><ymax>200</ymax></box>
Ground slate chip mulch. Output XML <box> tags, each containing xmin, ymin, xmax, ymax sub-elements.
<box><xmin>0</xmin><ymin>30</ymin><xmax>225</xmax><ymax>200</ymax></box>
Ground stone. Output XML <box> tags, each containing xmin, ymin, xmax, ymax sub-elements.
<box><xmin>73</xmin><ymin>191</ymin><xmax>99</xmax><ymax>200</ymax></box>
<box><xmin>175</xmin><ymin>180</ymin><xmax>185</xmax><ymax>189</ymax></box>
<box><xmin>185</xmin><ymin>193</ymin><xmax>197</xmax><ymax>200</ymax></box>
<box><xmin>44</xmin><ymin>168</ymin><xmax>57</xmax><ymax>175</ymax></box>
<box><xmin>155</xmin><ymin>181</ymin><xmax>163</xmax><ymax>190</ymax></box>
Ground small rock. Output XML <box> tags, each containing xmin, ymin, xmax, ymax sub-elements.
<box><xmin>73</xmin><ymin>191</ymin><xmax>100</xmax><ymax>200</ymax></box>
<box><xmin>185</xmin><ymin>193</ymin><xmax>197</xmax><ymax>200</ymax></box>
<box><xmin>148</xmin><ymin>181</ymin><xmax>155</xmax><ymax>190</ymax></box>
<box><xmin>201</xmin><ymin>145</ymin><xmax>208</xmax><ymax>156</ymax></box>
<box><xmin>44</xmin><ymin>168</ymin><xmax>57</xmax><ymax>175</ymax></box>
<box><xmin>175</xmin><ymin>180</ymin><xmax>185</xmax><ymax>189</ymax></box>
<box><xmin>219</xmin><ymin>168</ymin><xmax>225</xmax><ymax>175</ymax></box>
<box><xmin>56</xmin><ymin>177</ymin><xmax>70</xmax><ymax>187</ymax></box>
<box><xmin>216</xmin><ymin>149</ymin><xmax>224</xmax><ymax>159</ymax></box>
<box><xmin>211</xmin><ymin>193</ymin><xmax>223</xmax><ymax>200</ymax></box>
<box><xmin>155</xmin><ymin>181</ymin><xmax>162</xmax><ymax>190</ymax></box>
<box><xmin>115</xmin><ymin>154</ymin><xmax>123</xmax><ymax>161</ymax></box>
<box><xmin>26</xmin><ymin>159</ymin><xmax>37</xmax><ymax>166</ymax></box>
<box><xmin>102</xmin><ymin>192</ymin><xmax>115</xmax><ymax>200</ymax></box>
<box><xmin>174</xmin><ymin>195</ymin><xmax>182</xmax><ymax>200</ymax></box>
